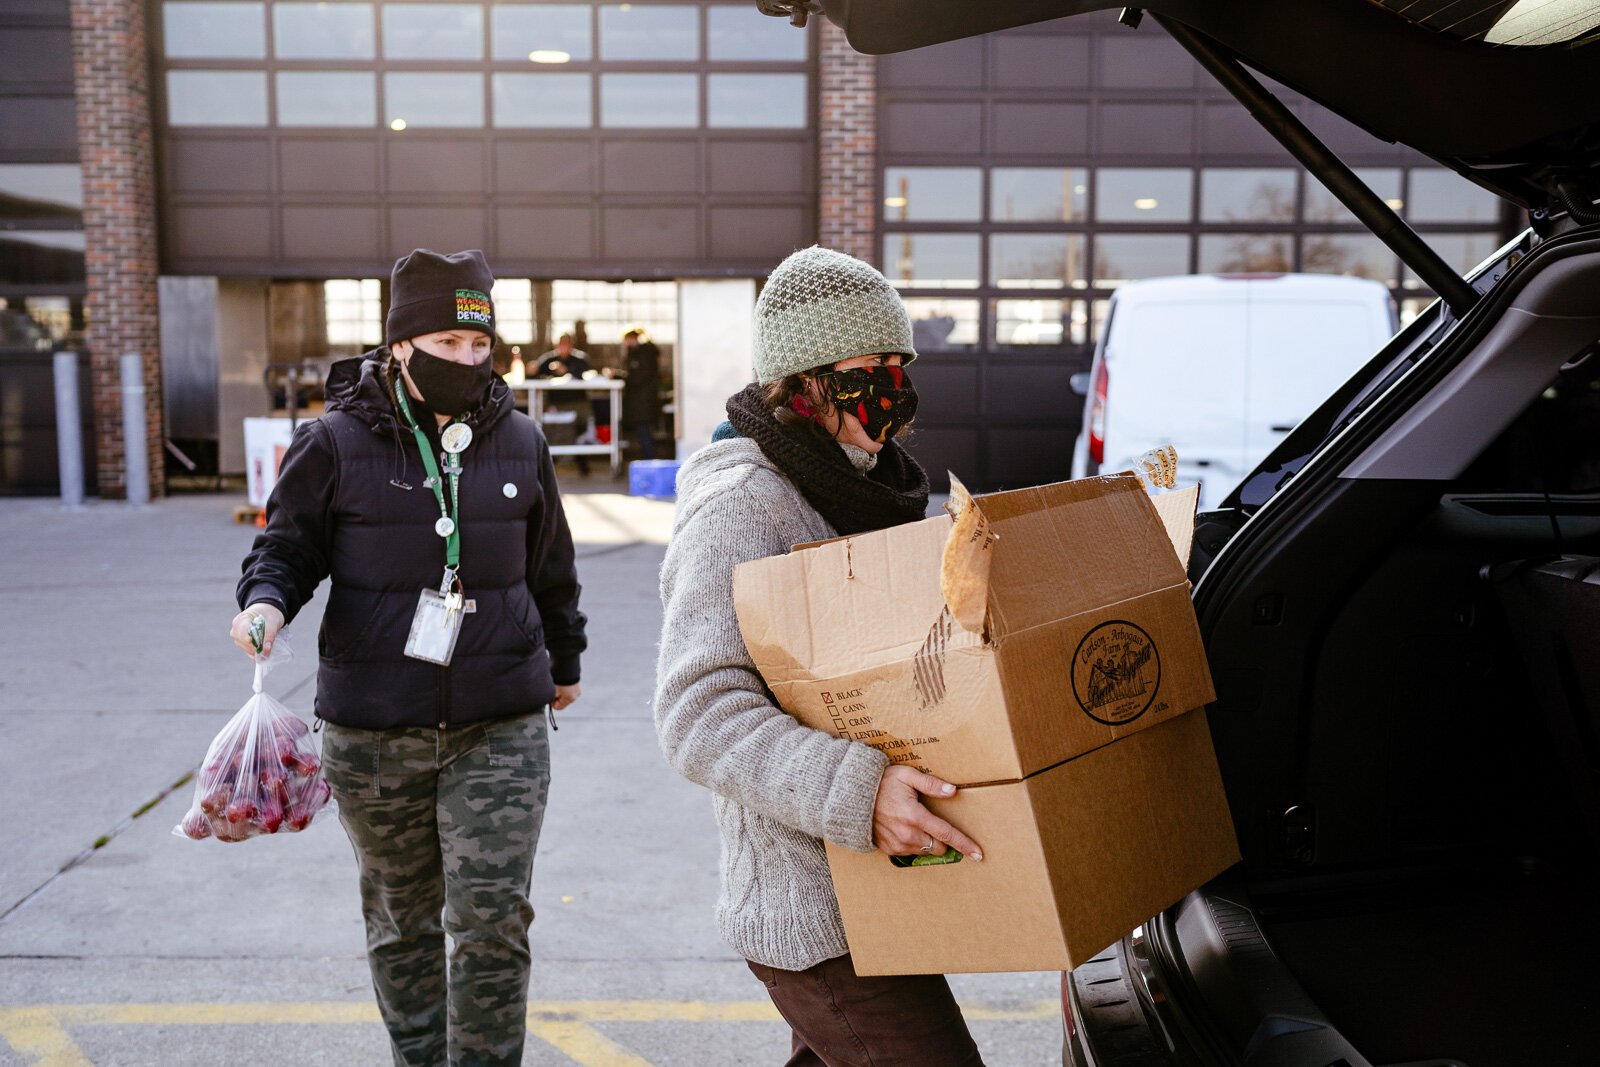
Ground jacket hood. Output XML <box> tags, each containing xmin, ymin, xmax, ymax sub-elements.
<box><xmin>325</xmin><ymin>349</ymin><xmax>517</xmax><ymax>433</ymax></box>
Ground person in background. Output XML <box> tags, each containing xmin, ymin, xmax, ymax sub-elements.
<box><xmin>231</xmin><ymin>248</ymin><xmax>587</xmax><ymax>1067</ymax></box>
<box><xmin>533</xmin><ymin>333</ymin><xmax>592</xmax><ymax>379</ymax></box>
<box><xmin>620</xmin><ymin>326</ymin><xmax>661</xmax><ymax>461</ymax></box>
<box><xmin>654</xmin><ymin>246</ymin><xmax>985</xmax><ymax>1066</ymax></box>
<box><xmin>533</xmin><ymin>332</ymin><xmax>596</xmax><ymax>475</ymax></box>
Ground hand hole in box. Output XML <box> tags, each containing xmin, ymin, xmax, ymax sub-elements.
<box><xmin>890</xmin><ymin>851</ymin><xmax>963</xmax><ymax>869</ymax></box>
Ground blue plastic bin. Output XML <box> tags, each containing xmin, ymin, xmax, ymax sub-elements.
<box><xmin>629</xmin><ymin>459</ymin><xmax>681</xmax><ymax>499</ymax></box>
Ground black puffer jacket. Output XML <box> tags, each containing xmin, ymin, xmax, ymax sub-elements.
<box><xmin>238</xmin><ymin>352</ymin><xmax>586</xmax><ymax>729</ymax></box>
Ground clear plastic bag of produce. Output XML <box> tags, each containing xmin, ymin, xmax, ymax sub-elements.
<box><xmin>174</xmin><ymin>625</ymin><xmax>333</xmax><ymax>843</ymax></box>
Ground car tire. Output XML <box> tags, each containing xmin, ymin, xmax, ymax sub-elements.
<box><xmin>1064</xmin><ymin>937</ymin><xmax>1174</xmax><ymax>1067</ymax></box>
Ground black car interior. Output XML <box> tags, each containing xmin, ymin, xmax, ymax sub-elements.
<box><xmin>1115</xmin><ymin>228</ymin><xmax>1600</xmax><ymax>1067</ymax></box>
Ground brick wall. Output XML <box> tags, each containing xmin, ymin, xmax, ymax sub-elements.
<box><xmin>817</xmin><ymin>20</ymin><xmax>877</xmax><ymax>265</ymax></box>
<box><xmin>70</xmin><ymin>0</ymin><xmax>164</xmax><ymax>499</ymax></box>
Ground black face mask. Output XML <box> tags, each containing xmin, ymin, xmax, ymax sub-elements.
<box><xmin>816</xmin><ymin>364</ymin><xmax>919</xmax><ymax>444</ymax></box>
<box><xmin>403</xmin><ymin>343</ymin><xmax>493</xmax><ymax>417</ymax></box>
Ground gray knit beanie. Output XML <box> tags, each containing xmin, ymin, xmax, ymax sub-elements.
<box><xmin>752</xmin><ymin>246</ymin><xmax>917</xmax><ymax>384</ymax></box>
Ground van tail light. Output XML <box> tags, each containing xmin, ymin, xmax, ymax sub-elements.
<box><xmin>1087</xmin><ymin>360</ymin><xmax>1108</xmax><ymax>467</ymax></box>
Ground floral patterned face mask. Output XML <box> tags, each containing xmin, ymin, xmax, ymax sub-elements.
<box><xmin>811</xmin><ymin>364</ymin><xmax>918</xmax><ymax>444</ymax></box>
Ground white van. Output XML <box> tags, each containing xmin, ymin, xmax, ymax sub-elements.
<box><xmin>1070</xmin><ymin>273</ymin><xmax>1396</xmax><ymax>509</ymax></box>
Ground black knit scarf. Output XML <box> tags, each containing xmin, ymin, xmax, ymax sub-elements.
<box><xmin>725</xmin><ymin>382</ymin><xmax>930</xmax><ymax>536</ymax></box>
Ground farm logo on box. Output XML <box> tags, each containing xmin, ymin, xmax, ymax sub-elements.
<box><xmin>455</xmin><ymin>289</ymin><xmax>492</xmax><ymax>327</ymax></box>
<box><xmin>1072</xmin><ymin>621</ymin><xmax>1161</xmax><ymax>725</ymax></box>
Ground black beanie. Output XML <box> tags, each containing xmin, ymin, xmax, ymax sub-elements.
<box><xmin>385</xmin><ymin>248</ymin><xmax>496</xmax><ymax>345</ymax></box>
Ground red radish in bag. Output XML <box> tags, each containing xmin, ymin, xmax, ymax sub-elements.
<box><xmin>174</xmin><ymin>632</ymin><xmax>333</xmax><ymax>844</ymax></box>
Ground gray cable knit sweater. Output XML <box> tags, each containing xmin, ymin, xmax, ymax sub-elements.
<box><xmin>655</xmin><ymin>437</ymin><xmax>892</xmax><ymax>971</ymax></box>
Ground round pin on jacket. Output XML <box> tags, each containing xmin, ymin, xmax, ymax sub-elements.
<box><xmin>440</xmin><ymin>423</ymin><xmax>473</xmax><ymax>454</ymax></box>
<box><xmin>435</xmin><ymin>516</ymin><xmax>456</xmax><ymax>537</ymax></box>
<box><xmin>502</xmin><ymin>482</ymin><xmax>518</xmax><ymax>499</ymax></box>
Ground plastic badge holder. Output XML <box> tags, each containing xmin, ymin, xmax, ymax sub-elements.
<box><xmin>404</xmin><ymin>587</ymin><xmax>464</xmax><ymax>666</ymax></box>
<box><xmin>174</xmin><ymin>628</ymin><xmax>333</xmax><ymax>843</ymax></box>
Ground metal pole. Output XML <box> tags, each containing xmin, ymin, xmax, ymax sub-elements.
<box><xmin>1153</xmin><ymin>15</ymin><xmax>1482</xmax><ymax>319</ymax></box>
<box><xmin>53</xmin><ymin>352</ymin><xmax>85</xmax><ymax>508</ymax></box>
<box><xmin>120</xmin><ymin>352</ymin><xmax>150</xmax><ymax>506</ymax></box>
<box><xmin>286</xmin><ymin>365</ymin><xmax>300</xmax><ymax>431</ymax></box>
<box><xmin>611</xmin><ymin>380</ymin><xmax>621</xmax><ymax>477</ymax></box>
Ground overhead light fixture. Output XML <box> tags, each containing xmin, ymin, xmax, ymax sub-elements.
<box><xmin>883</xmin><ymin>196</ymin><xmax>907</xmax><ymax>208</ymax></box>
<box><xmin>389</xmin><ymin>118</ymin><xmax>408</xmax><ymax>131</ymax></box>
<box><xmin>1133</xmin><ymin>198</ymin><xmax>1159</xmax><ymax>210</ymax></box>
<box><xmin>529</xmin><ymin>49</ymin><xmax>571</xmax><ymax>63</ymax></box>
<box><xmin>1385</xmin><ymin>197</ymin><xmax>1405</xmax><ymax>211</ymax></box>
<box><xmin>1073</xmin><ymin>185</ymin><xmax>1087</xmax><ymax>194</ymax></box>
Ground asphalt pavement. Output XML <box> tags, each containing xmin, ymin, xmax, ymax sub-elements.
<box><xmin>0</xmin><ymin>476</ymin><xmax>1060</xmax><ymax>1066</ymax></box>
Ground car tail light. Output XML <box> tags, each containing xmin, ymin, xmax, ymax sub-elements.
<box><xmin>1087</xmin><ymin>359</ymin><xmax>1108</xmax><ymax>467</ymax></box>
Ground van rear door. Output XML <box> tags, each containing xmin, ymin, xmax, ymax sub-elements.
<box><xmin>1244</xmin><ymin>283</ymin><xmax>1393</xmax><ymax>465</ymax></box>
<box><xmin>1104</xmin><ymin>295</ymin><xmax>1247</xmax><ymax>506</ymax></box>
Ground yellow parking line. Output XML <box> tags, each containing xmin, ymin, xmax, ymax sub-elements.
<box><xmin>531</xmin><ymin>1000</ymin><xmax>782</xmax><ymax>1023</ymax></box>
<box><xmin>51</xmin><ymin>1002</ymin><xmax>379</xmax><ymax>1026</ymax></box>
<box><xmin>31</xmin><ymin>999</ymin><xmax>1054</xmax><ymax>1025</ymax></box>
<box><xmin>0</xmin><ymin>1007</ymin><xmax>92</xmax><ymax>1067</ymax></box>
<box><xmin>2</xmin><ymin>999</ymin><xmax>1058</xmax><ymax>1066</ymax></box>
<box><xmin>960</xmin><ymin>999</ymin><xmax>1058</xmax><ymax>1021</ymax></box>
<box><xmin>527</xmin><ymin>1019</ymin><xmax>655</xmax><ymax>1067</ymax></box>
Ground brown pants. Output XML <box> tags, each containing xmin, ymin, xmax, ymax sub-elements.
<box><xmin>747</xmin><ymin>954</ymin><xmax>984</xmax><ymax>1067</ymax></box>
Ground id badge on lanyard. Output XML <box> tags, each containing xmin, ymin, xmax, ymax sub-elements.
<box><xmin>395</xmin><ymin>381</ymin><xmax>475</xmax><ymax>666</ymax></box>
<box><xmin>406</xmin><ymin>578</ymin><xmax>469</xmax><ymax>665</ymax></box>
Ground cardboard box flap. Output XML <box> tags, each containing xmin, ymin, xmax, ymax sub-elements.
<box><xmin>944</xmin><ymin>475</ymin><xmax>1191</xmax><ymax>640</ymax></box>
<box><xmin>940</xmin><ymin>474</ymin><xmax>997</xmax><ymax>635</ymax></box>
<box><xmin>1149</xmin><ymin>485</ymin><xmax>1199</xmax><ymax>570</ymax></box>
<box><xmin>1115</xmin><ymin>445</ymin><xmax>1196</xmax><ymax>569</ymax></box>
<box><xmin>736</xmin><ymin>514</ymin><xmax>971</xmax><ymax>682</ymax></box>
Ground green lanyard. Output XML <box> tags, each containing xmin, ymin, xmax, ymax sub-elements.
<box><xmin>393</xmin><ymin>379</ymin><xmax>462</xmax><ymax>577</ymax></box>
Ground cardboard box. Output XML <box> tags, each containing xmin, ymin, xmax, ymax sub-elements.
<box><xmin>734</xmin><ymin>474</ymin><xmax>1216</xmax><ymax>785</ymax></box>
<box><xmin>732</xmin><ymin>473</ymin><xmax>1239</xmax><ymax>974</ymax></box>
<box><xmin>825</xmin><ymin>709</ymin><xmax>1238</xmax><ymax>974</ymax></box>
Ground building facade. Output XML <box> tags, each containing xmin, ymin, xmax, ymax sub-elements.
<box><xmin>0</xmin><ymin>1</ymin><xmax>1517</xmax><ymax>495</ymax></box>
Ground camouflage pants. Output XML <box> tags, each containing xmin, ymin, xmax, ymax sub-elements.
<box><xmin>321</xmin><ymin>714</ymin><xmax>551</xmax><ymax>1067</ymax></box>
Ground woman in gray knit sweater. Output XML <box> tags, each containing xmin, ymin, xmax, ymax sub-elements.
<box><xmin>654</xmin><ymin>247</ymin><xmax>985</xmax><ymax>1066</ymax></box>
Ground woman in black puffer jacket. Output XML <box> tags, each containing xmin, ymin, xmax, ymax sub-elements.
<box><xmin>230</xmin><ymin>248</ymin><xmax>586</xmax><ymax>1067</ymax></box>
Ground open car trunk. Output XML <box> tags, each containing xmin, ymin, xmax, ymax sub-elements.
<box><xmin>802</xmin><ymin>0</ymin><xmax>1600</xmax><ymax>211</ymax></box>
<box><xmin>776</xmin><ymin>0</ymin><xmax>1600</xmax><ymax>318</ymax></box>
<box><xmin>1067</xmin><ymin>226</ymin><xmax>1600</xmax><ymax>1067</ymax></box>
<box><xmin>1136</xmin><ymin>549</ymin><xmax>1600</xmax><ymax>1066</ymax></box>
<box><xmin>1166</xmin><ymin>531</ymin><xmax>1600</xmax><ymax>1064</ymax></box>
<box><xmin>1173</xmin><ymin>226</ymin><xmax>1600</xmax><ymax>1065</ymax></box>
